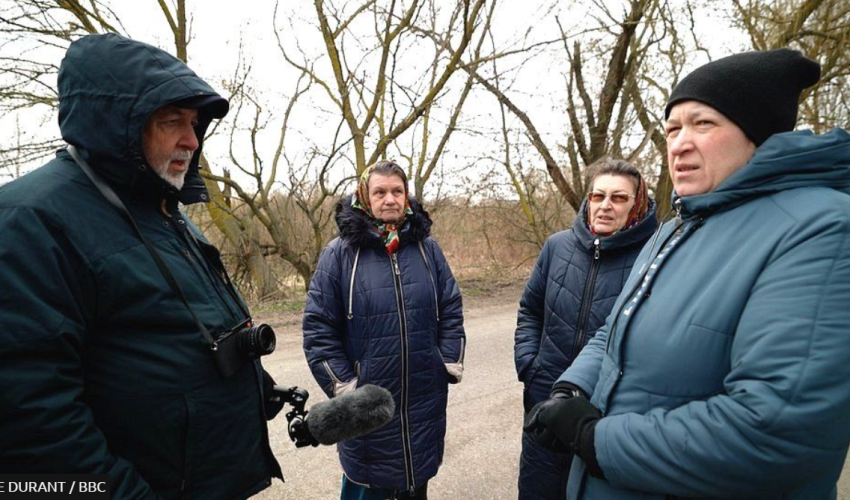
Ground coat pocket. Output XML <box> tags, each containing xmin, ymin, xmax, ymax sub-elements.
<box><xmin>436</xmin><ymin>345</ymin><xmax>463</xmax><ymax>384</ymax></box>
<box><xmin>322</xmin><ymin>359</ymin><xmax>357</xmax><ymax>396</ymax></box>
<box><xmin>432</xmin><ymin>347</ymin><xmax>449</xmax><ymax>386</ymax></box>
<box><xmin>521</xmin><ymin>355</ymin><xmax>542</xmax><ymax>385</ymax></box>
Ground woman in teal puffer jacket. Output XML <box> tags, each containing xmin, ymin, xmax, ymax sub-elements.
<box><xmin>525</xmin><ymin>49</ymin><xmax>850</xmax><ymax>499</ymax></box>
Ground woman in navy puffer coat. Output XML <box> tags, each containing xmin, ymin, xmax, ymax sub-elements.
<box><xmin>303</xmin><ymin>161</ymin><xmax>465</xmax><ymax>500</ymax></box>
<box><xmin>514</xmin><ymin>159</ymin><xmax>657</xmax><ymax>499</ymax></box>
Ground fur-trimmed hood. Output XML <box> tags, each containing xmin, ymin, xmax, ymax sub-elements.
<box><xmin>335</xmin><ymin>194</ymin><xmax>433</xmax><ymax>248</ymax></box>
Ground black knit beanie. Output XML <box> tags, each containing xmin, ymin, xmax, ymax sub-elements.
<box><xmin>665</xmin><ymin>48</ymin><xmax>821</xmax><ymax>146</ymax></box>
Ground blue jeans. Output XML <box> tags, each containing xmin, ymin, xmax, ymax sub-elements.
<box><xmin>340</xmin><ymin>475</ymin><xmax>428</xmax><ymax>500</ymax></box>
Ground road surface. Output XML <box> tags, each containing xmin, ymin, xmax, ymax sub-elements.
<box><xmin>254</xmin><ymin>295</ymin><xmax>850</xmax><ymax>499</ymax></box>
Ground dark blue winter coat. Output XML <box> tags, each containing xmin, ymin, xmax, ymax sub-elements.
<box><xmin>0</xmin><ymin>34</ymin><xmax>280</xmax><ymax>499</ymax></box>
<box><xmin>515</xmin><ymin>199</ymin><xmax>658</xmax><ymax>409</ymax></box>
<box><xmin>303</xmin><ymin>196</ymin><xmax>465</xmax><ymax>492</ymax></box>
<box><xmin>514</xmin><ymin>198</ymin><xmax>657</xmax><ymax>499</ymax></box>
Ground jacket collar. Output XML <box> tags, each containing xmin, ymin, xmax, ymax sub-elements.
<box><xmin>673</xmin><ymin>128</ymin><xmax>850</xmax><ymax>219</ymax></box>
<box><xmin>574</xmin><ymin>197</ymin><xmax>659</xmax><ymax>252</ymax></box>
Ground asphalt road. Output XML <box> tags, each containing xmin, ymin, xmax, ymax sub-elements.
<box><xmin>255</xmin><ymin>300</ymin><xmax>523</xmax><ymax>500</ymax></box>
<box><xmin>253</xmin><ymin>298</ymin><xmax>850</xmax><ymax>499</ymax></box>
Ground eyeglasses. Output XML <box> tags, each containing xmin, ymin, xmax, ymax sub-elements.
<box><xmin>587</xmin><ymin>191</ymin><xmax>635</xmax><ymax>204</ymax></box>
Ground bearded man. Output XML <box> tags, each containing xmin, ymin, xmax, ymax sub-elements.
<box><xmin>0</xmin><ymin>34</ymin><xmax>283</xmax><ymax>499</ymax></box>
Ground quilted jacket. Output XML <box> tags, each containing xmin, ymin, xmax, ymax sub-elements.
<box><xmin>303</xmin><ymin>196</ymin><xmax>465</xmax><ymax>491</ymax></box>
<box><xmin>515</xmin><ymin>199</ymin><xmax>658</xmax><ymax>410</ymax></box>
<box><xmin>514</xmin><ymin>198</ymin><xmax>657</xmax><ymax>499</ymax></box>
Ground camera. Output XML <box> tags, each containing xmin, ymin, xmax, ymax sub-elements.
<box><xmin>213</xmin><ymin>318</ymin><xmax>276</xmax><ymax>378</ymax></box>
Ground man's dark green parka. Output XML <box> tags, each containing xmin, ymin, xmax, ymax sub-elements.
<box><xmin>0</xmin><ymin>34</ymin><xmax>281</xmax><ymax>499</ymax></box>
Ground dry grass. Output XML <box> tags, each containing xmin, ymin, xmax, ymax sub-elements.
<box><xmin>187</xmin><ymin>194</ymin><xmax>574</xmax><ymax>310</ymax></box>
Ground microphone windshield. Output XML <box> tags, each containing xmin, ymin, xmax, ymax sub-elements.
<box><xmin>306</xmin><ymin>384</ymin><xmax>395</xmax><ymax>445</ymax></box>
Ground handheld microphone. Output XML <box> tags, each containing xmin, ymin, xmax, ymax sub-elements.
<box><xmin>274</xmin><ymin>384</ymin><xmax>395</xmax><ymax>447</ymax></box>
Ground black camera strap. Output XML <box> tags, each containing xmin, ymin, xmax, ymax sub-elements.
<box><xmin>67</xmin><ymin>145</ymin><xmax>220</xmax><ymax>351</ymax></box>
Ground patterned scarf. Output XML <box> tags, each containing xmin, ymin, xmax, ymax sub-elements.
<box><xmin>625</xmin><ymin>176</ymin><xmax>650</xmax><ymax>229</ymax></box>
<box><xmin>352</xmin><ymin>164</ymin><xmax>414</xmax><ymax>255</ymax></box>
<box><xmin>587</xmin><ymin>175</ymin><xmax>650</xmax><ymax>236</ymax></box>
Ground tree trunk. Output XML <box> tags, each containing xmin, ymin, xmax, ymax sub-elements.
<box><xmin>200</xmin><ymin>161</ymin><xmax>279</xmax><ymax>299</ymax></box>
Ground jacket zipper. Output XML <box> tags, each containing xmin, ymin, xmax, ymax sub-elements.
<box><xmin>389</xmin><ymin>252</ymin><xmax>415</xmax><ymax>492</ymax></box>
<box><xmin>637</xmin><ymin>224</ymin><xmax>664</xmax><ymax>276</ymax></box>
<box><xmin>604</xmin><ymin>221</ymin><xmax>683</xmax><ymax>354</ymax></box>
<box><xmin>673</xmin><ymin>198</ymin><xmax>683</xmax><ymax>229</ymax></box>
<box><xmin>571</xmin><ymin>238</ymin><xmax>601</xmax><ymax>358</ymax></box>
<box><xmin>348</xmin><ymin>247</ymin><xmax>361</xmax><ymax>320</ymax></box>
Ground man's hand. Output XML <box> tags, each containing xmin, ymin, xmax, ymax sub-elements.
<box><xmin>263</xmin><ymin>371</ymin><xmax>285</xmax><ymax>420</ymax></box>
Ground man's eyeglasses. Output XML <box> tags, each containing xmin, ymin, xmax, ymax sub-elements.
<box><xmin>587</xmin><ymin>191</ymin><xmax>635</xmax><ymax>204</ymax></box>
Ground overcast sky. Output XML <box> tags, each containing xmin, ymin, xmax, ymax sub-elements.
<box><xmin>1</xmin><ymin>0</ymin><xmax>749</xmax><ymax>197</ymax></box>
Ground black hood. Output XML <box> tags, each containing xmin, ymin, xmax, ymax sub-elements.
<box><xmin>57</xmin><ymin>34</ymin><xmax>228</xmax><ymax>204</ymax></box>
<box><xmin>335</xmin><ymin>194</ymin><xmax>432</xmax><ymax>249</ymax></box>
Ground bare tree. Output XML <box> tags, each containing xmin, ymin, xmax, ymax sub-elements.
<box><xmin>428</xmin><ymin>0</ymin><xmax>684</xmax><ymax>222</ymax></box>
<box><xmin>279</xmin><ymin>0</ymin><xmax>487</xmax><ymax>186</ymax></box>
<box><xmin>202</xmin><ymin>66</ymin><xmax>353</xmax><ymax>291</ymax></box>
<box><xmin>0</xmin><ymin>1</ymin><xmax>126</xmax><ymax>162</ymax></box>
<box><xmin>730</xmin><ymin>0</ymin><xmax>850</xmax><ymax>130</ymax></box>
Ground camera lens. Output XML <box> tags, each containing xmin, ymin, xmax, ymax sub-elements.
<box><xmin>237</xmin><ymin>323</ymin><xmax>277</xmax><ymax>358</ymax></box>
<box><xmin>253</xmin><ymin>324</ymin><xmax>276</xmax><ymax>354</ymax></box>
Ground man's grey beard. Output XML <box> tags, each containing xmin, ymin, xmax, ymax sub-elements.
<box><xmin>151</xmin><ymin>150</ymin><xmax>193</xmax><ymax>190</ymax></box>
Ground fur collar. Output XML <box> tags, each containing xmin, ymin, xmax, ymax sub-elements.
<box><xmin>335</xmin><ymin>194</ymin><xmax>432</xmax><ymax>249</ymax></box>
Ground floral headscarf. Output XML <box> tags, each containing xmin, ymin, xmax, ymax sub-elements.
<box><xmin>351</xmin><ymin>162</ymin><xmax>414</xmax><ymax>255</ymax></box>
<box><xmin>624</xmin><ymin>175</ymin><xmax>650</xmax><ymax>229</ymax></box>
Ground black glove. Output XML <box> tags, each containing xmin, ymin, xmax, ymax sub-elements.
<box><xmin>262</xmin><ymin>370</ymin><xmax>285</xmax><ymax>420</ymax></box>
<box><xmin>523</xmin><ymin>383</ymin><xmax>605</xmax><ymax>478</ymax></box>
<box><xmin>537</xmin><ymin>395</ymin><xmax>599</xmax><ymax>447</ymax></box>
<box><xmin>523</xmin><ymin>383</ymin><xmax>586</xmax><ymax>453</ymax></box>
<box><xmin>538</xmin><ymin>396</ymin><xmax>605</xmax><ymax>479</ymax></box>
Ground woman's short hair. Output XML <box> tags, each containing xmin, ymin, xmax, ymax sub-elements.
<box><xmin>584</xmin><ymin>158</ymin><xmax>642</xmax><ymax>193</ymax></box>
<box><xmin>367</xmin><ymin>160</ymin><xmax>408</xmax><ymax>190</ymax></box>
